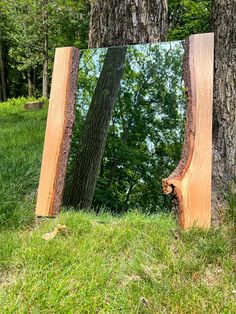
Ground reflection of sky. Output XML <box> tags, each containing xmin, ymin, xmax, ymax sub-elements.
<box><xmin>128</xmin><ymin>42</ymin><xmax>183</xmax><ymax>71</ymax></box>
<box><xmin>79</xmin><ymin>41</ymin><xmax>184</xmax><ymax>85</ymax></box>
<box><xmin>79</xmin><ymin>40</ymin><xmax>183</xmax><ymax>55</ymax></box>
<box><xmin>79</xmin><ymin>48</ymin><xmax>106</xmax><ymax>74</ymax></box>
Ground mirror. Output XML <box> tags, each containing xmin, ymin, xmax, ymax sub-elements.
<box><xmin>64</xmin><ymin>41</ymin><xmax>186</xmax><ymax>213</ymax></box>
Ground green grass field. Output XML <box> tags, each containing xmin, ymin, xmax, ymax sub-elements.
<box><xmin>0</xmin><ymin>99</ymin><xmax>235</xmax><ymax>313</ymax></box>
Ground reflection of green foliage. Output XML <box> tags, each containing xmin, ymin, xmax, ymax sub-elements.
<box><xmin>66</xmin><ymin>42</ymin><xmax>186</xmax><ymax>213</ymax></box>
<box><xmin>168</xmin><ymin>0</ymin><xmax>211</xmax><ymax>40</ymax></box>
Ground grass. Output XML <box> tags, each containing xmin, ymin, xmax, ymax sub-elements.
<box><xmin>0</xmin><ymin>99</ymin><xmax>235</xmax><ymax>313</ymax></box>
<box><xmin>0</xmin><ymin>97</ymin><xmax>47</xmax><ymax>229</ymax></box>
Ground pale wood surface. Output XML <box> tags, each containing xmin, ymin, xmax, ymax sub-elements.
<box><xmin>36</xmin><ymin>47</ymin><xmax>79</xmax><ymax>217</ymax></box>
<box><xmin>163</xmin><ymin>33</ymin><xmax>214</xmax><ymax>229</ymax></box>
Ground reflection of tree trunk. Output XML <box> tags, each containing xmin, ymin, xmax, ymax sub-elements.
<box><xmin>107</xmin><ymin>118</ymin><xmax>118</xmax><ymax>188</ymax></box>
<box><xmin>211</xmin><ymin>0</ymin><xmax>236</xmax><ymax>222</ymax></box>
<box><xmin>124</xmin><ymin>181</ymin><xmax>135</xmax><ymax>206</ymax></box>
<box><xmin>107</xmin><ymin>160</ymin><xmax>117</xmax><ymax>189</ymax></box>
<box><xmin>65</xmin><ymin>47</ymin><xmax>127</xmax><ymax>208</ymax></box>
<box><xmin>0</xmin><ymin>40</ymin><xmax>7</xmax><ymax>102</ymax></box>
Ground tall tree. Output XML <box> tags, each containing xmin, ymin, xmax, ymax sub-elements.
<box><xmin>66</xmin><ymin>0</ymin><xmax>168</xmax><ymax>209</ymax></box>
<box><xmin>42</xmin><ymin>0</ymin><xmax>49</xmax><ymax>98</ymax></box>
<box><xmin>0</xmin><ymin>3</ymin><xmax>8</xmax><ymax>101</ymax></box>
<box><xmin>212</xmin><ymin>0</ymin><xmax>236</xmax><ymax>219</ymax></box>
<box><xmin>0</xmin><ymin>39</ymin><xmax>7</xmax><ymax>101</ymax></box>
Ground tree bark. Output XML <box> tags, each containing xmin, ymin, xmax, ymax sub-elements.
<box><xmin>42</xmin><ymin>0</ymin><xmax>48</xmax><ymax>98</ymax></box>
<box><xmin>89</xmin><ymin>0</ymin><xmax>168</xmax><ymax>48</ymax></box>
<box><xmin>211</xmin><ymin>0</ymin><xmax>236</xmax><ymax>222</ymax></box>
<box><xmin>66</xmin><ymin>0</ymin><xmax>168</xmax><ymax>209</ymax></box>
<box><xmin>65</xmin><ymin>47</ymin><xmax>127</xmax><ymax>208</ymax></box>
<box><xmin>27</xmin><ymin>69</ymin><xmax>34</xmax><ymax>97</ymax></box>
<box><xmin>0</xmin><ymin>40</ymin><xmax>7</xmax><ymax>102</ymax></box>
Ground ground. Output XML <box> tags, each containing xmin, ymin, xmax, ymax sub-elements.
<box><xmin>0</xmin><ymin>99</ymin><xmax>235</xmax><ymax>313</ymax></box>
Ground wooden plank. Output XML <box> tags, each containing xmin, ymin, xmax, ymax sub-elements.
<box><xmin>162</xmin><ymin>33</ymin><xmax>214</xmax><ymax>229</ymax></box>
<box><xmin>36</xmin><ymin>47</ymin><xmax>79</xmax><ymax>217</ymax></box>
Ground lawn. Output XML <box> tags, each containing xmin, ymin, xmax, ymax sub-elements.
<box><xmin>0</xmin><ymin>99</ymin><xmax>235</xmax><ymax>313</ymax></box>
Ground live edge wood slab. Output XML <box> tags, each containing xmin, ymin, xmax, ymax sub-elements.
<box><xmin>36</xmin><ymin>47</ymin><xmax>79</xmax><ymax>217</ymax></box>
<box><xmin>162</xmin><ymin>33</ymin><xmax>214</xmax><ymax>229</ymax></box>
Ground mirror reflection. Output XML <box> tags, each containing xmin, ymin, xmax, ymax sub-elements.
<box><xmin>65</xmin><ymin>41</ymin><xmax>186</xmax><ymax>213</ymax></box>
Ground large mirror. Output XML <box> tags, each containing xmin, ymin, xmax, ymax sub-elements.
<box><xmin>64</xmin><ymin>41</ymin><xmax>186</xmax><ymax>213</ymax></box>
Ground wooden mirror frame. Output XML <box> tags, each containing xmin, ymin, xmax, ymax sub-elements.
<box><xmin>35</xmin><ymin>47</ymin><xmax>79</xmax><ymax>217</ymax></box>
<box><xmin>163</xmin><ymin>33</ymin><xmax>214</xmax><ymax>229</ymax></box>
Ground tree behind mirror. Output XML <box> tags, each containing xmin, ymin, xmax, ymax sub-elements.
<box><xmin>65</xmin><ymin>42</ymin><xmax>186</xmax><ymax>213</ymax></box>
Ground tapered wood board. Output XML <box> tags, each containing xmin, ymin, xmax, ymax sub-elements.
<box><xmin>162</xmin><ymin>33</ymin><xmax>214</xmax><ymax>229</ymax></box>
<box><xmin>36</xmin><ymin>47</ymin><xmax>79</xmax><ymax>217</ymax></box>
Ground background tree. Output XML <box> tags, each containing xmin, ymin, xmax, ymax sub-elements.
<box><xmin>0</xmin><ymin>30</ymin><xmax>7</xmax><ymax>102</ymax></box>
<box><xmin>0</xmin><ymin>0</ymin><xmax>11</xmax><ymax>101</ymax></box>
<box><xmin>66</xmin><ymin>0</ymin><xmax>168</xmax><ymax>209</ymax></box>
<box><xmin>89</xmin><ymin>0</ymin><xmax>168</xmax><ymax>47</ymax></box>
<box><xmin>42</xmin><ymin>0</ymin><xmax>49</xmax><ymax>98</ymax></box>
<box><xmin>168</xmin><ymin>0</ymin><xmax>211</xmax><ymax>40</ymax></box>
<box><xmin>211</xmin><ymin>0</ymin><xmax>236</xmax><ymax>220</ymax></box>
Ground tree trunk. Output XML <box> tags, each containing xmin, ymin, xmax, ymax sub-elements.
<box><xmin>27</xmin><ymin>69</ymin><xmax>34</xmax><ymax>97</ymax></box>
<box><xmin>33</xmin><ymin>67</ymin><xmax>36</xmax><ymax>95</ymax></box>
<box><xmin>66</xmin><ymin>0</ymin><xmax>168</xmax><ymax>209</ymax></box>
<box><xmin>0</xmin><ymin>40</ymin><xmax>7</xmax><ymax>102</ymax></box>
<box><xmin>211</xmin><ymin>0</ymin><xmax>236</xmax><ymax>222</ymax></box>
<box><xmin>42</xmin><ymin>0</ymin><xmax>48</xmax><ymax>98</ymax></box>
<box><xmin>89</xmin><ymin>0</ymin><xmax>168</xmax><ymax>48</ymax></box>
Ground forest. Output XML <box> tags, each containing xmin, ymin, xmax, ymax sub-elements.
<box><xmin>0</xmin><ymin>0</ymin><xmax>90</xmax><ymax>99</ymax></box>
<box><xmin>0</xmin><ymin>0</ymin><xmax>235</xmax><ymax>312</ymax></box>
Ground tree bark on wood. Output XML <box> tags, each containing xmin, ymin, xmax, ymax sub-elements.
<box><xmin>36</xmin><ymin>47</ymin><xmax>79</xmax><ymax>217</ymax></box>
<box><xmin>66</xmin><ymin>0</ymin><xmax>168</xmax><ymax>209</ymax></box>
<box><xmin>211</xmin><ymin>0</ymin><xmax>236</xmax><ymax>222</ymax></box>
<box><xmin>42</xmin><ymin>0</ymin><xmax>49</xmax><ymax>98</ymax></box>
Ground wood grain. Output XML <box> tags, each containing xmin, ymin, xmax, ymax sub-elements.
<box><xmin>162</xmin><ymin>33</ymin><xmax>214</xmax><ymax>229</ymax></box>
<box><xmin>36</xmin><ymin>47</ymin><xmax>79</xmax><ymax>217</ymax></box>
